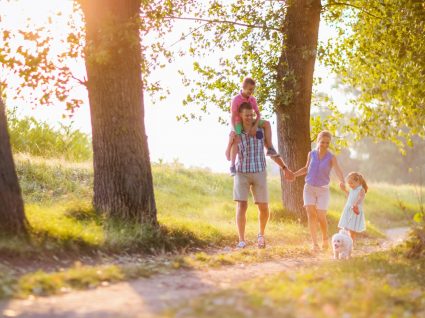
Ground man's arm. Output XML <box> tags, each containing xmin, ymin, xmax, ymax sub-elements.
<box><xmin>271</xmin><ymin>156</ymin><xmax>294</xmax><ymax>180</ymax></box>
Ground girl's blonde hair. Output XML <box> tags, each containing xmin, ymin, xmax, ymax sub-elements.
<box><xmin>317</xmin><ymin>130</ymin><xmax>332</xmax><ymax>141</ymax></box>
<box><xmin>347</xmin><ymin>172</ymin><xmax>368</xmax><ymax>193</ymax></box>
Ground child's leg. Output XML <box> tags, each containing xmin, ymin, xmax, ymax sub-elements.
<box><xmin>230</xmin><ymin>135</ymin><xmax>241</xmax><ymax>166</ymax></box>
<box><xmin>225</xmin><ymin>133</ymin><xmax>234</xmax><ymax>161</ymax></box>
<box><xmin>349</xmin><ymin>231</ymin><xmax>356</xmax><ymax>242</ymax></box>
<box><xmin>259</xmin><ymin>120</ymin><xmax>278</xmax><ymax>156</ymax></box>
<box><xmin>317</xmin><ymin>210</ymin><xmax>329</xmax><ymax>249</ymax></box>
<box><xmin>230</xmin><ymin>123</ymin><xmax>242</xmax><ymax>167</ymax></box>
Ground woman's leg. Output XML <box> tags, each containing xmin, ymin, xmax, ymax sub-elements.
<box><xmin>317</xmin><ymin>210</ymin><xmax>329</xmax><ymax>249</ymax></box>
<box><xmin>306</xmin><ymin>205</ymin><xmax>319</xmax><ymax>249</ymax></box>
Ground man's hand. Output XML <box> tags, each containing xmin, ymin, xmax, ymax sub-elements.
<box><xmin>283</xmin><ymin>168</ymin><xmax>295</xmax><ymax>182</ymax></box>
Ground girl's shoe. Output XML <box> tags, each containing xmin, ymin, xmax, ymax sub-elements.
<box><xmin>230</xmin><ymin>165</ymin><xmax>236</xmax><ymax>176</ymax></box>
<box><xmin>257</xmin><ymin>234</ymin><xmax>266</xmax><ymax>249</ymax></box>
<box><xmin>266</xmin><ymin>147</ymin><xmax>280</xmax><ymax>157</ymax></box>
<box><xmin>236</xmin><ymin>241</ymin><xmax>247</xmax><ymax>249</ymax></box>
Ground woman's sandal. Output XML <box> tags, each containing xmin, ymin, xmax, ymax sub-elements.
<box><xmin>257</xmin><ymin>234</ymin><xmax>266</xmax><ymax>249</ymax></box>
<box><xmin>311</xmin><ymin>244</ymin><xmax>320</xmax><ymax>252</ymax></box>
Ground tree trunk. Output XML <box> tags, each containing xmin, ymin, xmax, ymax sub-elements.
<box><xmin>0</xmin><ymin>96</ymin><xmax>27</xmax><ymax>235</ymax></box>
<box><xmin>275</xmin><ymin>0</ymin><xmax>322</xmax><ymax>222</ymax></box>
<box><xmin>80</xmin><ymin>0</ymin><xmax>157</xmax><ymax>224</ymax></box>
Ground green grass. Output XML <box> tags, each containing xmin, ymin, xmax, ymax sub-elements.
<box><xmin>0</xmin><ymin>155</ymin><xmax>421</xmax><ymax>300</ymax></box>
<box><xmin>3</xmin><ymin>155</ymin><xmax>420</xmax><ymax>257</ymax></box>
<box><xmin>169</xmin><ymin>248</ymin><xmax>425</xmax><ymax>318</ymax></box>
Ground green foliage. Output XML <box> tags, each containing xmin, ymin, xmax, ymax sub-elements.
<box><xmin>322</xmin><ymin>0</ymin><xmax>425</xmax><ymax>145</ymax></box>
<box><xmin>178</xmin><ymin>0</ymin><xmax>286</xmax><ymax>123</ymax></box>
<box><xmin>0</xmin><ymin>0</ymin><xmax>196</xmax><ymax>108</ymax></box>
<box><xmin>337</xmin><ymin>137</ymin><xmax>425</xmax><ymax>184</ymax></box>
<box><xmin>7</xmin><ymin>109</ymin><xmax>92</xmax><ymax>162</ymax></box>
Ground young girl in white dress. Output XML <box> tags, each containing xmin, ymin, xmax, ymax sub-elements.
<box><xmin>338</xmin><ymin>172</ymin><xmax>368</xmax><ymax>242</ymax></box>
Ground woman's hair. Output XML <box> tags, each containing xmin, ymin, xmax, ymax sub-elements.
<box><xmin>347</xmin><ymin>172</ymin><xmax>368</xmax><ymax>193</ymax></box>
<box><xmin>242</xmin><ymin>77</ymin><xmax>256</xmax><ymax>87</ymax></box>
<box><xmin>238</xmin><ymin>102</ymin><xmax>253</xmax><ymax>112</ymax></box>
<box><xmin>317</xmin><ymin>130</ymin><xmax>332</xmax><ymax>141</ymax></box>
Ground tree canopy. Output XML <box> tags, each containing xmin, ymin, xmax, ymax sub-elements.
<box><xmin>322</xmin><ymin>0</ymin><xmax>425</xmax><ymax>146</ymax></box>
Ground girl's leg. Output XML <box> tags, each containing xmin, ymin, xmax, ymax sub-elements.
<box><xmin>317</xmin><ymin>210</ymin><xmax>329</xmax><ymax>249</ymax></box>
<box><xmin>349</xmin><ymin>231</ymin><xmax>356</xmax><ymax>242</ymax></box>
<box><xmin>263</xmin><ymin>120</ymin><xmax>273</xmax><ymax>149</ymax></box>
<box><xmin>306</xmin><ymin>205</ymin><xmax>320</xmax><ymax>250</ymax></box>
<box><xmin>225</xmin><ymin>133</ymin><xmax>234</xmax><ymax>161</ymax></box>
<box><xmin>230</xmin><ymin>135</ymin><xmax>241</xmax><ymax>167</ymax></box>
<box><xmin>262</xmin><ymin>121</ymin><xmax>278</xmax><ymax>156</ymax></box>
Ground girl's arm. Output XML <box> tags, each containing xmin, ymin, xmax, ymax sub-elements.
<box><xmin>352</xmin><ymin>188</ymin><xmax>365</xmax><ymax>214</ymax></box>
<box><xmin>353</xmin><ymin>189</ymin><xmax>366</xmax><ymax>206</ymax></box>
<box><xmin>331</xmin><ymin>156</ymin><xmax>346</xmax><ymax>191</ymax></box>
<box><xmin>293</xmin><ymin>152</ymin><xmax>311</xmax><ymax>178</ymax></box>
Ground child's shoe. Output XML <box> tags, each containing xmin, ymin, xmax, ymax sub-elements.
<box><xmin>266</xmin><ymin>147</ymin><xmax>279</xmax><ymax>157</ymax></box>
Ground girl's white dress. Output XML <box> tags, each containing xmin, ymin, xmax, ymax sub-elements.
<box><xmin>338</xmin><ymin>185</ymin><xmax>366</xmax><ymax>232</ymax></box>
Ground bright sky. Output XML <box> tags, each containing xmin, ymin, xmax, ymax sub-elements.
<box><xmin>1</xmin><ymin>0</ymin><xmax>350</xmax><ymax>172</ymax></box>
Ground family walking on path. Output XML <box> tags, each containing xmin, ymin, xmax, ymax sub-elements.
<box><xmin>227</xmin><ymin>77</ymin><xmax>368</xmax><ymax>252</ymax></box>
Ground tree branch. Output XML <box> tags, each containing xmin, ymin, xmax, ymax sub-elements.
<box><xmin>164</xmin><ymin>16</ymin><xmax>282</xmax><ymax>32</ymax></box>
<box><xmin>71</xmin><ymin>74</ymin><xmax>87</xmax><ymax>87</ymax></box>
<box><xmin>324</xmin><ymin>2</ymin><xmax>383</xmax><ymax>19</ymax></box>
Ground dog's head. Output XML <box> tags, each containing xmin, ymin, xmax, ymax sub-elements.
<box><xmin>332</xmin><ymin>233</ymin><xmax>345</xmax><ymax>251</ymax></box>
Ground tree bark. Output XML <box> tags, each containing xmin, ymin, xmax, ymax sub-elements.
<box><xmin>80</xmin><ymin>0</ymin><xmax>157</xmax><ymax>224</ymax></box>
<box><xmin>275</xmin><ymin>0</ymin><xmax>322</xmax><ymax>221</ymax></box>
<box><xmin>0</xmin><ymin>96</ymin><xmax>27</xmax><ymax>235</ymax></box>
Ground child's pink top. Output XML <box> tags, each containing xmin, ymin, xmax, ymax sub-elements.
<box><xmin>231</xmin><ymin>91</ymin><xmax>260</xmax><ymax>126</ymax></box>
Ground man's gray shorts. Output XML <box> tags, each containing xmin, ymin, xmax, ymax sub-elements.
<box><xmin>233</xmin><ymin>170</ymin><xmax>268</xmax><ymax>204</ymax></box>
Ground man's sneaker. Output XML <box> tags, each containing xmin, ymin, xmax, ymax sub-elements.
<box><xmin>230</xmin><ymin>165</ymin><xmax>236</xmax><ymax>176</ymax></box>
<box><xmin>257</xmin><ymin>234</ymin><xmax>266</xmax><ymax>249</ymax></box>
<box><xmin>236</xmin><ymin>241</ymin><xmax>247</xmax><ymax>249</ymax></box>
<box><xmin>266</xmin><ymin>147</ymin><xmax>279</xmax><ymax>157</ymax></box>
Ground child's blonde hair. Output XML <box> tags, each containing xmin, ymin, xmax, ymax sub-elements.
<box><xmin>242</xmin><ymin>77</ymin><xmax>256</xmax><ymax>87</ymax></box>
<box><xmin>317</xmin><ymin>130</ymin><xmax>332</xmax><ymax>141</ymax></box>
<box><xmin>347</xmin><ymin>172</ymin><xmax>368</xmax><ymax>193</ymax></box>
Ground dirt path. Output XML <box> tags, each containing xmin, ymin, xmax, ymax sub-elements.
<box><xmin>0</xmin><ymin>228</ymin><xmax>410</xmax><ymax>318</ymax></box>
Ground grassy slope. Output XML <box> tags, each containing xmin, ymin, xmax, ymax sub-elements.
<box><xmin>12</xmin><ymin>155</ymin><xmax>419</xmax><ymax>255</ymax></box>
<box><xmin>0</xmin><ymin>155</ymin><xmax>421</xmax><ymax>299</ymax></box>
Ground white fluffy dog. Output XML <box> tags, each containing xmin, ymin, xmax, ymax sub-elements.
<box><xmin>332</xmin><ymin>229</ymin><xmax>353</xmax><ymax>260</ymax></box>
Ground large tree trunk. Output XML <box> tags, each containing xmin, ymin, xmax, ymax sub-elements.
<box><xmin>0</xmin><ymin>96</ymin><xmax>27</xmax><ymax>235</ymax></box>
<box><xmin>275</xmin><ymin>0</ymin><xmax>321</xmax><ymax>221</ymax></box>
<box><xmin>80</xmin><ymin>0</ymin><xmax>157</xmax><ymax>224</ymax></box>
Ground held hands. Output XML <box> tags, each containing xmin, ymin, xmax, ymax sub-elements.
<box><xmin>339</xmin><ymin>182</ymin><xmax>346</xmax><ymax>191</ymax></box>
<box><xmin>352</xmin><ymin>205</ymin><xmax>360</xmax><ymax>215</ymax></box>
<box><xmin>283</xmin><ymin>168</ymin><xmax>295</xmax><ymax>182</ymax></box>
